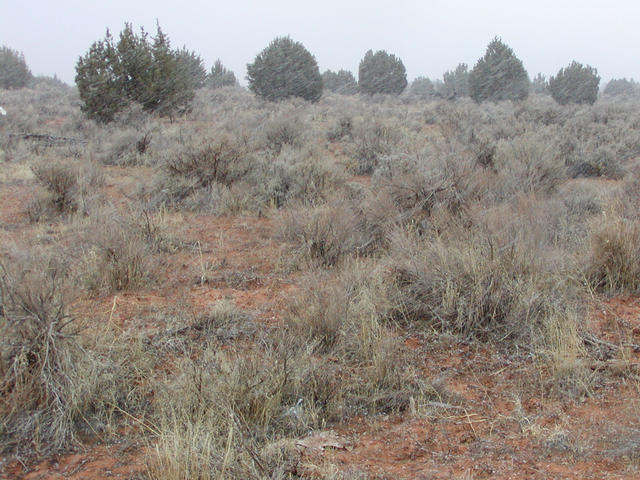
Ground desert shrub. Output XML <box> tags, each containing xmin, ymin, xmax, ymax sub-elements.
<box><xmin>207</xmin><ymin>59</ymin><xmax>237</xmax><ymax>88</ymax></box>
<box><xmin>372</xmin><ymin>149</ymin><xmax>486</xmax><ymax>223</ymax></box>
<box><xmin>586</xmin><ymin>217</ymin><xmax>640</xmax><ymax>294</ymax></box>
<box><xmin>148</xmin><ymin>326</ymin><xmax>340</xmax><ymax>478</ymax></box>
<box><xmin>253</xmin><ymin>147</ymin><xmax>345</xmax><ymax>208</ymax></box>
<box><xmin>351</xmin><ymin>120</ymin><xmax>402</xmax><ymax>174</ymax></box>
<box><xmin>75</xmin><ymin>23</ymin><xmax>206</xmax><ymax>122</ymax></box>
<box><xmin>326</xmin><ymin>116</ymin><xmax>354</xmax><ymax>141</ymax></box>
<box><xmin>247</xmin><ymin>36</ymin><xmax>323</xmax><ymax>102</ymax></box>
<box><xmin>285</xmin><ymin>262</ymin><xmax>433</xmax><ymax>413</ymax></box>
<box><xmin>493</xmin><ymin>129</ymin><xmax>568</xmax><ymax>196</ymax></box>
<box><xmin>549</xmin><ymin>62</ymin><xmax>600</xmax><ymax>105</ymax></box>
<box><xmin>0</xmin><ymin>249</ymin><xmax>150</xmax><ymax>453</ymax></box>
<box><xmin>30</xmin><ymin>161</ymin><xmax>79</xmax><ymax>215</ymax></box>
<box><xmin>358</xmin><ymin>50</ymin><xmax>407</xmax><ymax>95</ymax></box>
<box><xmin>28</xmin><ymin>160</ymin><xmax>104</xmax><ymax>220</ymax></box>
<box><xmin>0</xmin><ymin>46</ymin><xmax>32</xmax><ymax>89</ymax></box>
<box><xmin>278</xmin><ymin>200</ymin><xmax>376</xmax><ymax>267</ymax></box>
<box><xmin>322</xmin><ymin>69</ymin><xmax>358</xmax><ymax>95</ymax></box>
<box><xmin>165</xmin><ymin>135</ymin><xmax>251</xmax><ymax>189</ymax></box>
<box><xmin>469</xmin><ymin>37</ymin><xmax>530</xmax><ymax>102</ymax></box>
<box><xmin>263</xmin><ymin>115</ymin><xmax>304</xmax><ymax>153</ymax></box>
<box><xmin>386</xmin><ymin>225</ymin><xmax>580</xmax><ymax>348</ymax></box>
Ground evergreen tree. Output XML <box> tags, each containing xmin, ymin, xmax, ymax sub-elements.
<box><xmin>207</xmin><ymin>60</ymin><xmax>237</xmax><ymax>88</ymax></box>
<box><xmin>358</xmin><ymin>50</ymin><xmax>407</xmax><ymax>95</ymax></box>
<box><xmin>548</xmin><ymin>61</ymin><xmax>599</xmax><ymax>105</ymax></box>
<box><xmin>75</xmin><ymin>31</ymin><xmax>126</xmax><ymax>122</ymax></box>
<box><xmin>0</xmin><ymin>46</ymin><xmax>32</xmax><ymax>89</ymax></box>
<box><xmin>530</xmin><ymin>73</ymin><xmax>549</xmax><ymax>95</ymax></box>
<box><xmin>247</xmin><ymin>36</ymin><xmax>323</xmax><ymax>102</ymax></box>
<box><xmin>469</xmin><ymin>37</ymin><xmax>529</xmax><ymax>102</ymax></box>
<box><xmin>603</xmin><ymin>78</ymin><xmax>638</xmax><ymax>97</ymax></box>
<box><xmin>442</xmin><ymin>63</ymin><xmax>469</xmax><ymax>99</ymax></box>
<box><xmin>408</xmin><ymin>76</ymin><xmax>436</xmax><ymax>100</ymax></box>
<box><xmin>322</xmin><ymin>69</ymin><xmax>357</xmax><ymax>94</ymax></box>
<box><xmin>75</xmin><ymin>23</ymin><xmax>205</xmax><ymax>122</ymax></box>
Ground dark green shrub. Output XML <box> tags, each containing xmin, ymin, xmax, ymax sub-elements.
<box><xmin>358</xmin><ymin>50</ymin><xmax>407</xmax><ymax>95</ymax></box>
<box><xmin>548</xmin><ymin>61</ymin><xmax>599</xmax><ymax>105</ymax></box>
<box><xmin>603</xmin><ymin>78</ymin><xmax>637</xmax><ymax>97</ymax></box>
<box><xmin>207</xmin><ymin>59</ymin><xmax>237</xmax><ymax>88</ymax></box>
<box><xmin>246</xmin><ymin>37</ymin><xmax>323</xmax><ymax>102</ymax></box>
<box><xmin>75</xmin><ymin>23</ymin><xmax>206</xmax><ymax>122</ymax></box>
<box><xmin>441</xmin><ymin>63</ymin><xmax>469</xmax><ymax>99</ymax></box>
<box><xmin>322</xmin><ymin>69</ymin><xmax>357</xmax><ymax>94</ymax></box>
<box><xmin>0</xmin><ymin>46</ymin><xmax>32</xmax><ymax>89</ymax></box>
<box><xmin>469</xmin><ymin>37</ymin><xmax>529</xmax><ymax>102</ymax></box>
<box><xmin>407</xmin><ymin>77</ymin><xmax>436</xmax><ymax>100</ymax></box>
<box><xmin>531</xmin><ymin>73</ymin><xmax>549</xmax><ymax>94</ymax></box>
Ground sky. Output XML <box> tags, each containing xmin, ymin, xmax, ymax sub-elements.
<box><xmin>2</xmin><ymin>0</ymin><xmax>640</xmax><ymax>86</ymax></box>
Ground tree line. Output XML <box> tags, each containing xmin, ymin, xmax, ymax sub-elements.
<box><xmin>2</xmin><ymin>25</ymin><xmax>638</xmax><ymax>123</ymax></box>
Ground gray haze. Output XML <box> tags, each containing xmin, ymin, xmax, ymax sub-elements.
<box><xmin>3</xmin><ymin>0</ymin><xmax>639</xmax><ymax>86</ymax></box>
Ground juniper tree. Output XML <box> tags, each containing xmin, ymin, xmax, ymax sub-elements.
<box><xmin>358</xmin><ymin>50</ymin><xmax>407</xmax><ymax>95</ymax></box>
<box><xmin>0</xmin><ymin>46</ymin><xmax>32</xmax><ymax>89</ymax></box>
<box><xmin>75</xmin><ymin>23</ymin><xmax>205</xmax><ymax>122</ymax></box>
<box><xmin>247</xmin><ymin>37</ymin><xmax>323</xmax><ymax>102</ymax></box>
<box><xmin>548</xmin><ymin>61</ymin><xmax>600</xmax><ymax>105</ymax></box>
<box><xmin>469</xmin><ymin>37</ymin><xmax>529</xmax><ymax>102</ymax></box>
<box><xmin>207</xmin><ymin>60</ymin><xmax>237</xmax><ymax>89</ymax></box>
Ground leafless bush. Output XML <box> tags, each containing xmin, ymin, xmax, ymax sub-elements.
<box><xmin>0</xmin><ymin>249</ymin><xmax>150</xmax><ymax>454</ymax></box>
<box><xmin>165</xmin><ymin>134</ymin><xmax>252</xmax><ymax>189</ymax></box>
<box><xmin>28</xmin><ymin>159</ymin><xmax>104</xmax><ymax>221</ymax></box>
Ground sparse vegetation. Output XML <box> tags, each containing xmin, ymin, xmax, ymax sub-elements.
<box><xmin>3</xmin><ymin>39</ymin><xmax>640</xmax><ymax>480</ymax></box>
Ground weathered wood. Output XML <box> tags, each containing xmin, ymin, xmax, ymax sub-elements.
<box><xmin>9</xmin><ymin>133</ymin><xmax>87</xmax><ymax>146</ymax></box>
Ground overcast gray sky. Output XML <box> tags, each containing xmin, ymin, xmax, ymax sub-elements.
<box><xmin>2</xmin><ymin>0</ymin><xmax>639</xmax><ymax>86</ymax></box>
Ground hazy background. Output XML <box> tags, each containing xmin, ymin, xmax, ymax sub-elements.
<box><xmin>2</xmin><ymin>0</ymin><xmax>639</xmax><ymax>86</ymax></box>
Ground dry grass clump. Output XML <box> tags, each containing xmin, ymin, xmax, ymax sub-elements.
<box><xmin>0</xmin><ymin>248</ymin><xmax>151</xmax><ymax>454</ymax></box>
<box><xmin>148</xmin><ymin>278</ymin><xmax>429</xmax><ymax>479</ymax></box>
<box><xmin>586</xmin><ymin>215</ymin><xmax>640</xmax><ymax>294</ymax></box>
<box><xmin>286</xmin><ymin>261</ymin><xmax>431</xmax><ymax>413</ymax></box>
<box><xmin>81</xmin><ymin>210</ymin><xmax>160</xmax><ymax>293</ymax></box>
<box><xmin>386</xmin><ymin>221</ymin><xmax>580</xmax><ymax>349</ymax></box>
